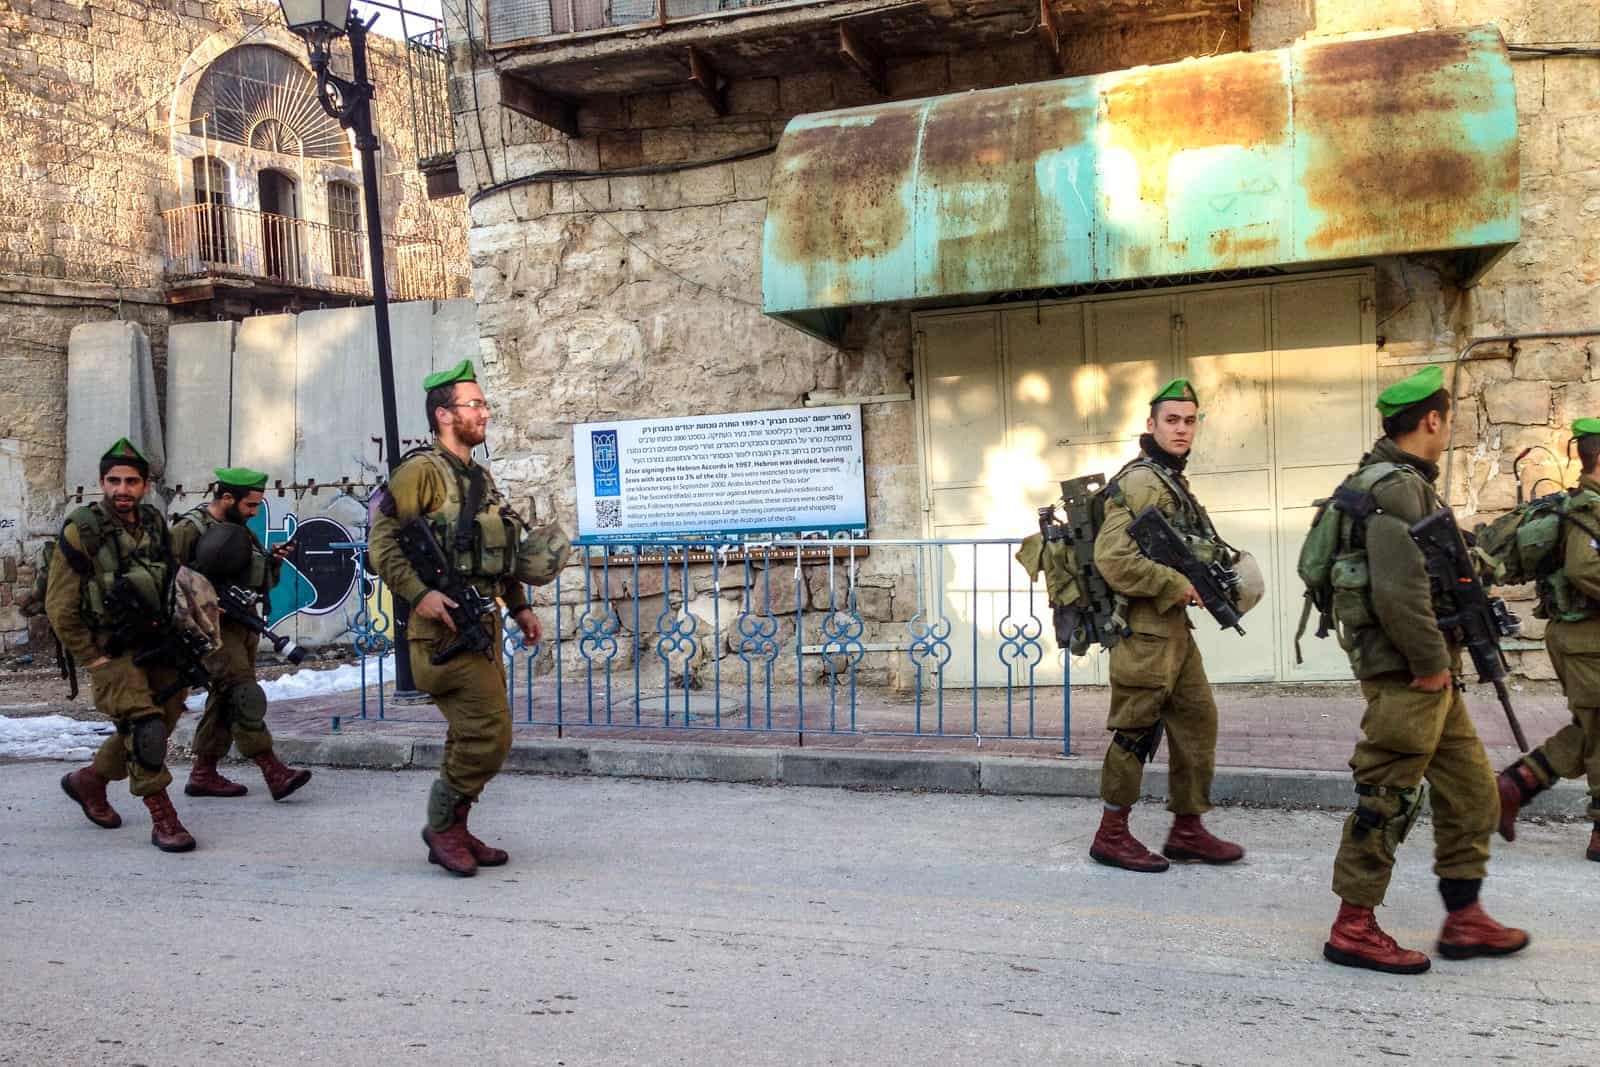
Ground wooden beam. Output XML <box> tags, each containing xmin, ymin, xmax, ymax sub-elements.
<box><xmin>498</xmin><ymin>72</ymin><xmax>579</xmax><ymax>138</ymax></box>
<box><xmin>686</xmin><ymin>46</ymin><xmax>727</xmax><ymax>116</ymax></box>
<box><xmin>425</xmin><ymin>164</ymin><xmax>463</xmax><ymax>200</ymax></box>
<box><xmin>1037</xmin><ymin>0</ymin><xmax>1064</xmax><ymax>75</ymax></box>
<box><xmin>838</xmin><ymin>23</ymin><xmax>887</xmax><ymax>97</ymax></box>
<box><xmin>1238</xmin><ymin>0</ymin><xmax>1253</xmax><ymax>52</ymax></box>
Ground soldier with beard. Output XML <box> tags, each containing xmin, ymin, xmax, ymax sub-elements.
<box><xmin>369</xmin><ymin>360</ymin><xmax>570</xmax><ymax>876</ymax></box>
<box><xmin>1088</xmin><ymin>379</ymin><xmax>1246</xmax><ymax>873</ymax></box>
<box><xmin>169</xmin><ymin>467</ymin><xmax>312</xmax><ymax>802</ymax></box>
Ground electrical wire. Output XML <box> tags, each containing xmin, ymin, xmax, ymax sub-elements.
<box><xmin>466</xmin><ymin>144</ymin><xmax>777</xmax><ymax>207</ymax></box>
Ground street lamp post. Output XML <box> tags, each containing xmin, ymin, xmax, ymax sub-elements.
<box><xmin>278</xmin><ymin>0</ymin><xmax>418</xmax><ymax>695</ymax></box>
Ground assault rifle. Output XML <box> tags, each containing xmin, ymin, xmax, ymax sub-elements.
<box><xmin>217</xmin><ymin>584</ymin><xmax>306</xmax><ymax>665</ymax></box>
<box><xmin>1409</xmin><ymin>508</ymin><xmax>1529</xmax><ymax>751</ymax></box>
<box><xmin>1128</xmin><ymin>506</ymin><xmax>1245</xmax><ymax>635</ymax></box>
<box><xmin>394</xmin><ymin>517</ymin><xmax>497</xmax><ymax>665</ymax></box>
<box><xmin>103</xmin><ymin>578</ymin><xmax>211</xmax><ymax>704</ymax></box>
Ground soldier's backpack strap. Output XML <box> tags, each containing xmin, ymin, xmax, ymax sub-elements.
<box><xmin>456</xmin><ymin>464</ymin><xmax>487</xmax><ymax>556</ymax></box>
<box><xmin>1123</xmin><ymin>456</ymin><xmax>1213</xmax><ymax>537</ymax></box>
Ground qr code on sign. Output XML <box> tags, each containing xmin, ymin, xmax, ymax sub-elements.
<box><xmin>595</xmin><ymin>499</ymin><xmax>623</xmax><ymax>529</ymax></box>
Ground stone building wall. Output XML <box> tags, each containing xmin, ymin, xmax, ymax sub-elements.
<box><xmin>449</xmin><ymin>0</ymin><xmax>1598</xmax><ymax>684</ymax></box>
<box><xmin>0</xmin><ymin>0</ymin><xmax>471</xmax><ymax>650</ymax></box>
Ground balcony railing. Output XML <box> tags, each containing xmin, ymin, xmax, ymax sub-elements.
<box><xmin>488</xmin><ymin>0</ymin><xmax>809</xmax><ymax>47</ymax></box>
<box><xmin>405</xmin><ymin>26</ymin><xmax>456</xmax><ymax>168</ymax></box>
<box><xmin>162</xmin><ymin>203</ymin><xmax>447</xmax><ymax>302</ymax></box>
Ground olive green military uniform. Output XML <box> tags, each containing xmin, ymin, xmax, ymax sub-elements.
<box><xmin>170</xmin><ymin>508</ymin><xmax>282</xmax><ymax>762</ymax></box>
<box><xmin>1514</xmin><ymin>472</ymin><xmax>1600</xmax><ymax>818</ymax></box>
<box><xmin>1328</xmin><ymin>437</ymin><xmax>1498</xmax><ymax>907</ymax></box>
<box><xmin>1093</xmin><ymin>459</ymin><xmax>1220</xmax><ymax>814</ymax></box>
<box><xmin>44</xmin><ymin>501</ymin><xmax>187</xmax><ymax>798</ymax></box>
<box><xmin>370</xmin><ymin>443</ymin><xmax>530</xmax><ymax>811</ymax></box>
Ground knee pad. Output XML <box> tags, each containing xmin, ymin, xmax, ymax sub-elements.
<box><xmin>1112</xmin><ymin>726</ymin><xmax>1162</xmax><ymax>763</ymax></box>
<box><xmin>229</xmin><ymin>681</ymin><xmax>268</xmax><ymax>732</ymax></box>
<box><xmin>130</xmin><ymin>716</ymin><xmax>168</xmax><ymax>772</ymax></box>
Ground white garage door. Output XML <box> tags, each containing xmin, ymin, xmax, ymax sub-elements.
<box><xmin>916</xmin><ymin>269</ymin><xmax>1377</xmax><ymax>686</ymax></box>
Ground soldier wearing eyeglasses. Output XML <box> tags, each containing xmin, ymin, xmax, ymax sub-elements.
<box><xmin>368</xmin><ymin>360</ymin><xmax>570</xmax><ymax>876</ymax></box>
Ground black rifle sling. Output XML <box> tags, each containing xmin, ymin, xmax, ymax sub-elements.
<box><xmin>456</xmin><ymin>462</ymin><xmax>487</xmax><ymax>558</ymax></box>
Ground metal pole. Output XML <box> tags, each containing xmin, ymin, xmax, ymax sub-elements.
<box><xmin>346</xmin><ymin>16</ymin><xmax>419</xmax><ymax>695</ymax></box>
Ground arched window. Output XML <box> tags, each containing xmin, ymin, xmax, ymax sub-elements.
<box><xmin>327</xmin><ymin>180</ymin><xmax>364</xmax><ymax>279</ymax></box>
<box><xmin>190</xmin><ymin>156</ymin><xmax>235</xmax><ymax>265</ymax></box>
<box><xmin>189</xmin><ymin>45</ymin><xmax>352</xmax><ymax>163</ymax></box>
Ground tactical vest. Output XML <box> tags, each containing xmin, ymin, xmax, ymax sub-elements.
<box><xmin>178</xmin><ymin>507</ymin><xmax>271</xmax><ymax>594</ymax></box>
<box><xmin>56</xmin><ymin>502</ymin><xmax>175</xmax><ymax>633</ymax></box>
<box><xmin>1111</xmin><ymin>457</ymin><xmax>1232</xmax><ymax>566</ymax></box>
<box><xmin>403</xmin><ymin>448</ymin><xmax>524</xmax><ymax>581</ymax></box>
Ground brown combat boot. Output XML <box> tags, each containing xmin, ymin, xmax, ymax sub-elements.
<box><xmin>455</xmin><ymin>800</ymin><xmax>508</xmax><ymax>867</ymax></box>
<box><xmin>60</xmin><ymin>766</ymin><xmax>121</xmax><ymax>829</ymax></box>
<box><xmin>1587</xmin><ymin>825</ymin><xmax>1600</xmax><ymax>862</ymax></box>
<box><xmin>142</xmin><ymin>790</ymin><xmax>196</xmax><ymax>853</ymax></box>
<box><xmin>1323</xmin><ymin>902</ymin><xmax>1431</xmax><ymax>974</ymax></box>
<box><xmin>422</xmin><ymin>821</ymin><xmax>479</xmax><ymax>877</ymax></box>
<box><xmin>1089</xmin><ymin>806</ymin><xmax>1169</xmax><ymax>872</ymax></box>
<box><xmin>1163</xmin><ymin>814</ymin><xmax>1245</xmax><ymax>865</ymax></box>
<box><xmin>251</xmin><ymin>751</ymin><xmax>312</xmax><ymax>801</ymax></box>
<box><xmin>185</xmin><ymin>756</ymin><xmax>248</xmax><ymax>798</ymax></box>
<box><xmin>1437</xmin><ymin>902</ymin><xmax>1530</xmax><ymax>960</ymax></box>
<box><xmin>1495</xmin><ymin>763</ymin><xmax>1543</xmax><ymax>842</ymax></box>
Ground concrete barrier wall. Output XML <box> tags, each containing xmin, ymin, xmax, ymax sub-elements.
<box><xmin>153</xmin><ymin>298</ymin><xmax>477</xmax><ymax>647</ymax></box>
<box><xmin>64</xmin><ymin>321</ymin><xmax>165</xmax><ymax>497</ymax></box>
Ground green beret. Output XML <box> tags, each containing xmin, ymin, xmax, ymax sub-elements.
<box><xmin>1376</xmin><ymin>365</ymin><xmax>1445</xmax><ymax>417</ymax></box>
<box><xmin>214</xmin><ymin>466</ymin><xmax>268</xmax><ymax>491</ymax></box>
<box><xmin>423</xmin><ymin>359</ymin><xmax>477</xmax><ymax>392</ymax></box>
<box><xmin>101</xmin><ymin>437</ymin><xmax>148</xmax><ymax>467</ymax></box>
<box><xmin>1150</xmin><ymin>378</ymin><xmax>1198</xmax><ymax>406</ymax></box>
<box><xmin>1573</xmin><ymin>418</ymin><xmax>1600</xmax><ymax>438</ymax></box>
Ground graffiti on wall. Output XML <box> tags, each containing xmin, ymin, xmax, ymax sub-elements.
<box><xmin>246</xmin><ymin>498</ymin><xmax>374</xmax><ymax>628</ymax></box>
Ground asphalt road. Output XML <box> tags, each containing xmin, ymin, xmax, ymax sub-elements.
<box><xmin>1</xmin><ymin>762</ymin><xmax>1596</xmax><ymax>1066</ymax></box>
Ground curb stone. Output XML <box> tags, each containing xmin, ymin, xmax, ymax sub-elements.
<box><xmin>177</xmin><ymin>727</ymin><xmax>1591</xmax><ymax>813</ymax></box>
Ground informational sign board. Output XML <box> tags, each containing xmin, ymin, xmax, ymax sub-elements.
<box><xmin>573</xmin><ymin>405</ymin><xmax>867</xmax><ymax>541</ymax></box>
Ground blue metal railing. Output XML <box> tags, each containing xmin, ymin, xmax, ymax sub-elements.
<box><xmin>330</xmin><ymin>536</ymin><xmax>1070</xmax><ymax>753</ymax></box>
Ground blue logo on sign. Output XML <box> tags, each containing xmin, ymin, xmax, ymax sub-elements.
<box><xmin>591</xmin><ymin>430</ymin><xmax>621</xmax><ymax>497</ymax></box>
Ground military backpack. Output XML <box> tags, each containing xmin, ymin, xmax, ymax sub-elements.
<box><xmin>1473</xmin><ymin>488</ymin><xmax>1600</xmax><ymax>623</ymax></box>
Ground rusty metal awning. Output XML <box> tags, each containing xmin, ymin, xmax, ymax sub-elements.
<box><xmin>762</xmin><ymin>27</ymin><xmax>1520</xmax><ymax>344</ymax></box>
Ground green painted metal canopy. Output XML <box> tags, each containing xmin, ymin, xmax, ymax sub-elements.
<box><xmin>762</xmin><ymin>27</ymin><xmax>1520</xmax><ymax>344</ymax></box>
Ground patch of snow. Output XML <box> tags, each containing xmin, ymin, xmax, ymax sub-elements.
<box><xmin>183</xmin><ymin>656</ymin><xmax>394</xmax><ymax>709</ymax></box>
<box><xmin>0</xmin><ymin>714</ymin><xmax>115</xmax><ymax>761</ymax></box>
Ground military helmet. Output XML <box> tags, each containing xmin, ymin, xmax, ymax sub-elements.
<box><xmin>1232</xmin><ymin>550</ymin><xmax>1265</xmax><ymax>617</ymax></box>
<box><xmin>514</xmin><ymin>524</ymin><xmax>572</xmax><ymax>587</ymax></box>
<box><xmin>193</xmin><ymin>522</ymin><xmax>253</xmax><ymax>583</ymax></box>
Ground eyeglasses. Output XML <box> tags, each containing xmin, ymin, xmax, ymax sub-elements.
<box><xmin>447</xmin><ymin>399</ymin><xmax>491</xmax><ymax>411</ymax></box>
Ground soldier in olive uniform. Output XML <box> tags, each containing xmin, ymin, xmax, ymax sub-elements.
<box><xmin>1496</xmin><ymin>417</ymin><xmax>1600</xmax><ymax>861</ymax></box>
<box><xmin>370</xmin><ymin>360</ymin><xmax>570</xmax><ymax>876</ymax></box>
<box><xmin>170</xmin><ymin>467</ymin><xmax>312</xmax><ymax>802</ymax></box>
<box><xmin>51</xmin><ymin>439</ymin><xmax>199</xmax><ymax>852</ymax></box>
<box><xmin>1321</xmin><ymin>366</ymin><xmax>1529</xmax><ymax>974</ymax></box>
<box><xmin>1089</xmin><ymin>378</ymin><xmax>1246</xmax><ymax>872</ymax></box>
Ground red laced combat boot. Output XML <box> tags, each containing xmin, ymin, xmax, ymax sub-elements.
<box><xmin>60</xmin><ymin>766</ymin><xmax>122</xmax><ymax>829</ymax></box>
<box><xmin>1089</xmin><ymin>806</ymin><xmax>1169</xmax><ymax>873</ymax></box>
<box><xmin>185</xmin><ymin>756</ymin><xmax>248</xmax><ymax>798</ymax></box>
<box><xmin>251</xmin><ymin>751</ymin><xmax>312</xmax><ymax>801</ymax></box>
<box><xmin>1587</xmin><ymin>825</ymin><xmax>1600</xmax><ymax>863</ymax></box>
<box><xmin>1163</xmin><ymin>814</ymin><xmax>1245</xmax><ymax>864</ymax></box>
<box><xmin>1323</xmin><ymin>902</ymin><xmax>1430</xmax><ymax>974</ymax></box>
<box><xmin>1495</xmin><ymin>763</ymin><xmax>1543</xmax><ymax>842</ymax></box>
<box><xmin>455</xmin><ymin>800</ymin><xmax>508</xmax><ymax>867</ymax></box>
<box><xmin>142</xmin><ymin>790</ymin><xmax>196</xmax><ymax>853</ymax></box>
<box><xmin>1437</xmin><ymin>904</ymin><xmax>1531</xmax><ymax>960</ymax></box>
